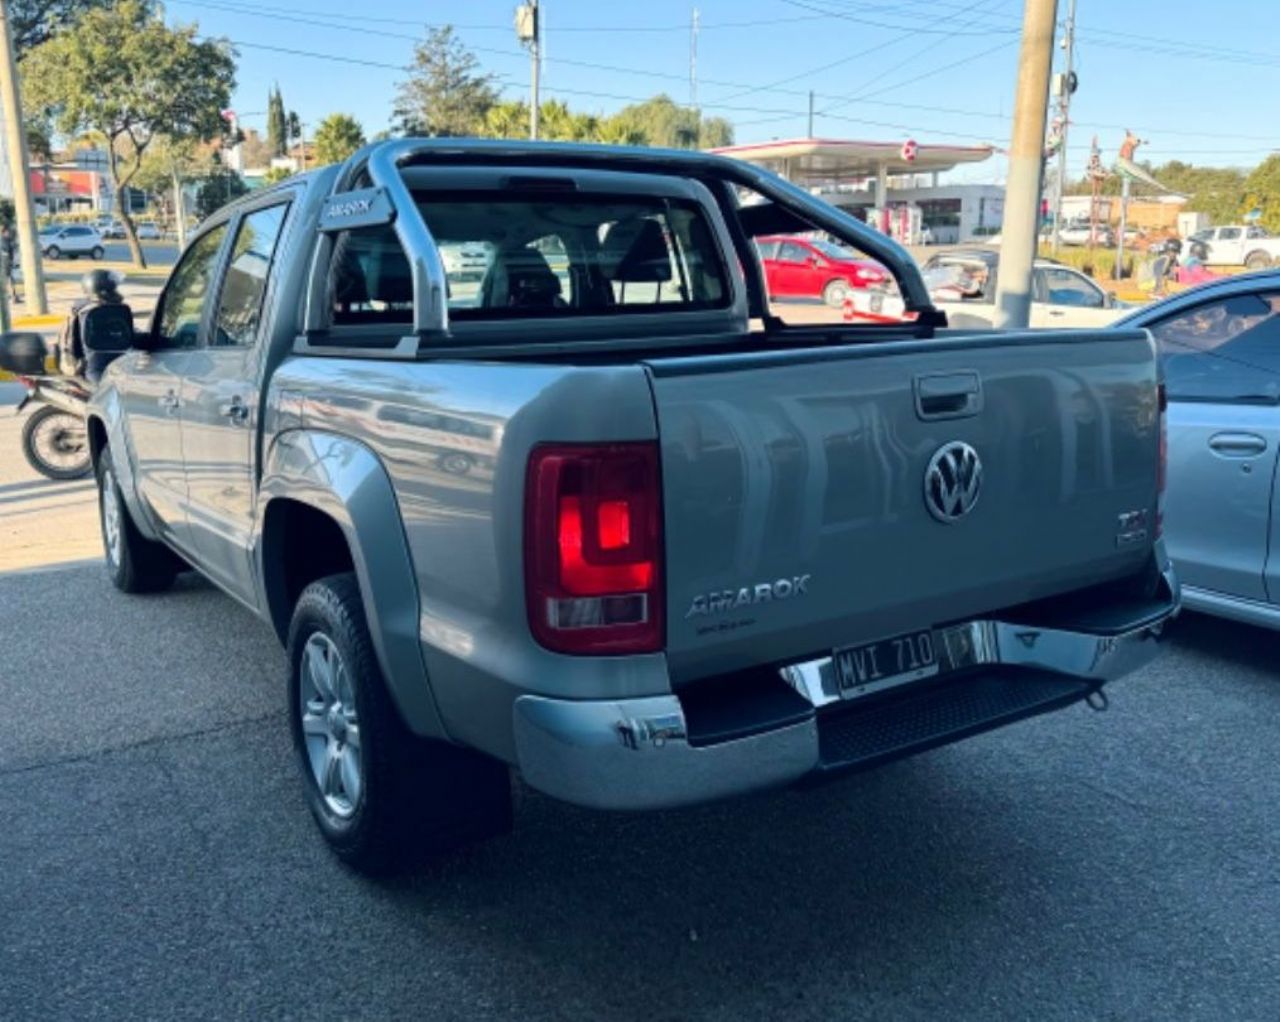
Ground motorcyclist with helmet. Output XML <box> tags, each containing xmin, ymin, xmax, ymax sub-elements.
<box><xmin>56</xmin><ymin>269</ymin><xmax>134</xmax><ymax>382</ymax></box>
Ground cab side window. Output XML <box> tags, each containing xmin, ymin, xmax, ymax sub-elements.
<box><xmin>1153</xmin><ymin>291</ymin><xmax>1280</xmax><ymax>403</ymax></box>
<box><xmin>1038</xmin><ymin>267</ymin><xmax>1105</xmax><ymax>308</ymax></box>
<box><xmin>156</xmin><ymin>225</ymin><xmax>228</xmax><ymax>349</ymax></box>
<box><xmin>213</xmin><ymin>204</ymin><xmax>289</xmax><ymax>347</ymax></box>
<box><xmin>778</xmin><ymin>242</ymin><xmax>809</xmax><ymax>263</ymax></box>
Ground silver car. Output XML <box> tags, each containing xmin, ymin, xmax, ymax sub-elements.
<box><xmin>1115</xmin><ymin>270</ymin><xmax>1280</xmax><ymax>627</ymax></box>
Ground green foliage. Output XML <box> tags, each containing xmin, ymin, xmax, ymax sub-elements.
<box><xmin>604</xmin><ymin>95</ymin><xmax>733</xmax><ymax>149</ymax></box>
<box><xmin>313</xmin><ymin>113</ymin><xmax>366</xmax><ymax>167</ymax></box>
<box><xmin>262</xmin><ymin>165</ymin><xmax>294</xmax><ymax>185</ymax></box>
<box><xmin>195</xmin><ymin>170</ymin><xmax>249</xmax><ymax>219</ymax></box>
<box><xmin>10</xmin><ymin>0</ymin><xmax>111</xmax><ymax>54</ymax></box>
<box><xmin>267</xmin><ymin>86</ymin><xmax>287</xmax><ymax>158</ymax></box>
<box><xmin>22</xmin><ymin>0</ymin><xmax>235</xmax><ymax>266</ymax></box>
<box><xmin>394</xmin><ymin>26</ymin><xmax>498</xmax><ymax>137</ymax></box>
<box><xmin>1241</xmin><ymin>156</ymin><xmax>1280</xmax><ymax>233</ymax></box>
<box><xmin>1066</xmin><ymin>159</ymin><xmax>1248</xmax><ymax>226</ymax></box>
<box><xmin>479</xmin><ymin>94</ymin><xmax>732</xmax><ymax>149</ymax></box>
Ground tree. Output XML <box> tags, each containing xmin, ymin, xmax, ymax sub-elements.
<box><xmin>23</xmin><ymin>0</ymin><xmax>236</xmax><ymax>267</ymax></box>
<box><xmin>10</xmin><ymin>0</ymin><xmax>111</xmax><ymax>54</ymax></box>
<box><xmin>239</xmin><ymin>128</ymin><xmax>274</xmax><ymax>170</ymax></box>
<box><xmin>262</xmin><ymin>165</ymin><xmax>294</xmax><ymax>185</ymax></box>
<box><xmin>313</xmin><ymin>113</ymin><xmax>364</xmax><ymax>166</ymax></box>
<box><xmin>1242</xmin><ymin>156</ymin><xmax>1280</xmax><ymax>233</ymax></box>
<box><xmin>602</xmin><ymin>95</ymin><xmax>731</xmax><ymax>149</ymax></box>
<box><xmin>132</xmin><ymin>135</ymin><xmax>217</xmax><ymax>247</ymax></box>
<box><xmin>393</xmin><ymin>26</ymin><xmax>498</xmax><ymax>136</ymax></box>
<box><xmin>266</xmin><ymin>86</ymin><xmax>287</xmax><ymax>157</ymax></box>
<box><xmin>195</xmin><ymin>166</ymin><xmax>249</xmax><ymax>219</ymax></box>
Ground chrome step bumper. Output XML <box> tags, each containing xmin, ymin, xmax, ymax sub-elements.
<box><xmin>513</xmin><ymin>568</ymin><xmax>1178</xmax><ymax>811</ymax></box>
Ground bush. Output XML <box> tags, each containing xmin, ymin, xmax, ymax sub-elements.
<box><xmin>1039</xmin><ymin>245</ymin><xmax>1134</xmax><ymax>280</ymax></box>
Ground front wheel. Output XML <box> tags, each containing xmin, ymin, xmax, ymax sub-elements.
<box><xmin>822</xmin><ymin>279</ymin><xmax>851</xmax><ymax>307</ymax></box>
<box><xmin>45</xmin><ymin>245</ymin><xmax>60</xmax><ymax>260</ymax></box>
<box><xmin>21</xmin><ymin>405</ymin><xmax>91</xmax><ymax>480</ymax></box>
<box><xmin>288</xmin><ymin>573</ymin><xmax>512</xmax><ymax>874</ymax></box>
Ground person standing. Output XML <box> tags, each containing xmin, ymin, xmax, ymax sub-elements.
<box><xmin>1</xmin><ymin>222</ymin><xmax>20</xmax><ymax>304</ymax></box>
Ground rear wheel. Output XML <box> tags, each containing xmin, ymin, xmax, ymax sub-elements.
<box><xmin>1245</xmin><ymin>249</ymin><xmax>1271</xmax><ymax>270</ymax></box>
<box><xmin>288</xmin><ymin>573</ymin><xmax>512</xmax><ymax>874</ymax></box>
<box><xmin>97</xmin><ymin>450</ymin><xmax>178</xmax><ymax>593</ymax></box>
<box><xmin>91</xmin><ymin>246</ymin><xmax>104</xmax><ymax>260</ymax></box>
<box><xmin>822</xmin><ymin>279</ymin><xmax>851</xmax><ymax>307</ymax></box>
<box><xmin>21</xmin><ymin>406</ymin><xmax>90</xmax><ymax>480</ymax></box>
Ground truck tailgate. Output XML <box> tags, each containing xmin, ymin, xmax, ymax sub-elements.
<box><xmin>647</xmin><ymin>330</ymin><xmax>1160</xmax><ymax>683</ymax></box>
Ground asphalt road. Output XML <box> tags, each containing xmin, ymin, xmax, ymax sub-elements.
<box><xmin>3</xmin><ymin>408</ymin><xmax>1280</xmax><ymax>1019</ymax></box>
<box><xmin>40</xmin><ymin>240</ymin><xmax>179</xmax><ymax>270</ymax></box>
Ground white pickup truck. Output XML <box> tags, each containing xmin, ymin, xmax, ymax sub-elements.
<box><xmin>1185</xmin><ymin>225</ymin><xmax>1280</xmax><ymax>269</ymax></box>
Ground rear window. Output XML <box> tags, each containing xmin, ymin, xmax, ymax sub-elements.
<box><xmin>331</xmin><ymin>192</ymin><xmax>728</xmax><ymax>326</ymax></box>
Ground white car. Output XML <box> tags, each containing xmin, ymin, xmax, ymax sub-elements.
<box><xmin>135</xmin><ymin>222</ymin><xmax>163</xmax><ymax>240</ymax></box>
<box><xmin>1183</xmin><ymin>225</ymin><xmax>1280</xmax><ymax>269</ymax></box>
<box><xmin>438</xmin><ymin>241</ymin><xmax>491</xmax><ymax>279</ymax></box>
<box><xmin>921</xmin><ymin>249</ymin><xmax>1130</xmax><ymax>328</ymax></box>
<box><xmin>39</xmin><ymin>225</ymin><xmax>105</xmax><ymax>260</ymax></box>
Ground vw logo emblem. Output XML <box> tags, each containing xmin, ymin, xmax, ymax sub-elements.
<box><xmin>924</xmin><ymin>442</ymin><xmax>982</xmax><ymax>523</ymax></box>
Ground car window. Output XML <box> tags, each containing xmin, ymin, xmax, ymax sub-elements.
<box><xmin>156</xmin><ymin>225</ymin><xmax>228</xmax><ymax>350</ymax></box>
<box><xmin>1038</xmin><ymin>267</ymin><xmax>1105</xmax><ymax>308</ymax></box>
<box><xmin>1247</xmin><ymin>226</ymin><xmax>1268</xmax><ymax>239</ymax></box>
<box><xmin>1219</xmin><ymin>227</ymin><xmax>1241</xmax><ymax>240</ymax></box>
<box><xmin>755</xmin><ymin>240</ymin><xmax>780</xmax><ymax>260</ymax></box>
<box><xmin>212</xmin><ymin>203</ymin><xmax>289</xmax><ymax>348</ymax></box>
<box><xmin>1151</xmin><ymin>290</ymin><xmax>1280</xmax><ymax>403</ymax></box>
<box><xmin>777</xmin><ymin>242</ymin><xmax>809</xmax><ymax>263</ymax></box>
<box><xmin>331</xmin><ymin>192</ymin><xmax>728</xmax><ymax>325</ymax></box>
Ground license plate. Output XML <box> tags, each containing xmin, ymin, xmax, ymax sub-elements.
<box><xmin>834</xmin><ymin>628</ymin><xmax>939</xmax><ymax>700</ymax></box>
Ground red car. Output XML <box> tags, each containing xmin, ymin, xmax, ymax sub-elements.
<box><xmin>757</xmin><ymin>235</ymin><xmax>889</xmax><ymax>306</ymax></box>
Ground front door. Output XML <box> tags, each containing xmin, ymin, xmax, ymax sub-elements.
<box><xmin>181</xmin><ymin>201</ymin><xmax>291</xmax><ymax>603</ymax></box>
<box><xmin>771</xmin><ymin>241</ymin><xmax>811</xmax><ymax>297</ymax></box>
<box><xmin>117</xmin><ymin>224</ymin><xmax>229</xmax><ymax>554</ymax></box>
<box><xmin>1030</xmin><ymin>266</ymin><xmax>1116</xmax><ymax>328</ymax></box>
<box><xmin>1151</xmin><ymin>288</ymin><xmax>1280</xmax><ymax>601</ymax></box>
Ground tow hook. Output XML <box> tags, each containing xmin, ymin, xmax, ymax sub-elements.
<box><xmin>1085</xmin><ymin>688</ymin><xmax>1110</xmax><ymax>712</ymax></box>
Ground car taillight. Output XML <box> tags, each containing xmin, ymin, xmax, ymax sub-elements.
<box><xmin>1156</xmin><ymin>381</ymin><xmax>1167</xmax><ymax>538</ymax></box>
<box><xmin>525</xmin><ymin>442</ymin><xmax>664</xmax><ymax>655</ymax></box>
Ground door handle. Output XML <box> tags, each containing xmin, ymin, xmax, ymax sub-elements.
<box><xmin>219</xmin><ymin>396</ymin><xmax>250</xmax><ymax>424</ymax></box>
<box><xmin>1208</xmin><ymin>432</ymin><xmax>1268</xmax><ymax>457</ymax></box>
<box><xmin>159</xmin><ymin>390</ymin><xmax>179</xmax><ymax>414</ymax></box>
<box><xmin>1048</xmin><ymin>309</ymin><xmax>1066</xmax><ymax>317</ymax></box>
<box><xmin>915</xmin><ymin>371</ymin><xmax>983</xmax><ymax>420</ymax></box>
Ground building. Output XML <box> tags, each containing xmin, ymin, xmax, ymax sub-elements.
<box><xmin>710</xmin><ymin>137</ymin><xmax>999</xmax><ymax>244</ymax></box>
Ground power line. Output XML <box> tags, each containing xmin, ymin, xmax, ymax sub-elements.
<box><xmin>776</xmin><ymin>0</ymin><xmax>1019</xmax><ymax>36</ymax></box>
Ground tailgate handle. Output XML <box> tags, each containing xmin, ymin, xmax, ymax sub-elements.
<box><xmin>915</xmin><ymin>372</ymin><xmax>982</xmax><ymax>420</ymax></box>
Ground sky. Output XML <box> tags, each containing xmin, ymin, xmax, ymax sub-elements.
<box><xmin>163</xmin><ymin>0</ymin><xmax>1280</xmax><ymax>185</ymax></box>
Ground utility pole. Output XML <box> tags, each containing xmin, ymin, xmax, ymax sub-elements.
<box><xmin>0</xmin><ymin>0</ymin><xmax>46</xmax><ymax>314</ymax></box>
<box><xmin>530</xmin><ymin>0</ymin><xmax>541</xmax><ymax>140</ymax></box>
<box><xmin>807</xmin><ymin>90</ymin><xmax>814</xmax><ymax>137</ymax></box>
<box><xmin>690</xmin><ymin>7</ymin><xmax>699</xmax><ymax>111</ymax></box>
<box><xmin>993</xmin><ymin>0</ymin><xmax>1059</xmax><ymax>330</ymax></box>
<box><xmin>1050</xmin><ymin>0</ymin><xmax>1077</xmax><ymax>256</ymax></box>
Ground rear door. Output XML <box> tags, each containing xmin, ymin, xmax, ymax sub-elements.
<box><xmin>1147</xmin><ymin>288</ymin><xmax>1280</xmax><ymax>601</ymax></box>
<box><xmin>771</xmin><ymin>241</ymin><xmax>811</xmax><ymax>297</ymax></box>
<box><xmin>117</xmin><ymin>223</ymin><xmax>229</xmax><ymax>553</ymax></box>
<box><xmin>648</xmin><ymin>331</ymin><xmax>1161</xmax><ymax>681</ymax></box>
<box><xmin>180</xmin><ymin>199</ymin><xmax>291</xmax><ymax>603</ymax></box>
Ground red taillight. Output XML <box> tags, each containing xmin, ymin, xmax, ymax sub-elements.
<box><xmin>1156</xmin><ymin>382</ymin><xmax>1168</xmax><ymax>537</ymax></box>
<box><xmin>525</xmin><ymin>442</ymin><xmax>664</xmax><ymax>654</ymax></box>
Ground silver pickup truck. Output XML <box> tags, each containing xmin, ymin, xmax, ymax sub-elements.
<box><xmin>84</xmin><ymin>140</ymin><xmax>1178</xmax><ymax>873</ymax></box>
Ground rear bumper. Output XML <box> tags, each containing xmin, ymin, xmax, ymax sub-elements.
<box><xmin>513</xmin><ymin>565</ymin><xmax>1179</xmax><ymax>811</ymax></box>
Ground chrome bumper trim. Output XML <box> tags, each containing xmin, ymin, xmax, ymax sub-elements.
<box><xmin>513</xmin><ymin>694</ymin><xmax>818</xmax><ymax>811</ymax></box>
<box><xmin>513</xmin><ymin>568</ymin><xmax>1178</xmax><ymax>811</ymax></box>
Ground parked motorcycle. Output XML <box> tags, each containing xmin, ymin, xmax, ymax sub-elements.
<box><xmin>14</xmin><ymin>373</ymin><xmax>92</xmax><ymax>480</ymax></box>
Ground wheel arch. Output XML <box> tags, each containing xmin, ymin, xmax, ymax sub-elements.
<box><xmin>258</xmin><ymin>430</ymin><xmax>447</xmax><ymax>739</ymax></box>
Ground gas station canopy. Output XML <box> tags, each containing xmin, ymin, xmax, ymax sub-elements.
<box><xmin>710</xmin><ymin>137</ymin><xmax>995</xmax><ymax>183</ymax></box>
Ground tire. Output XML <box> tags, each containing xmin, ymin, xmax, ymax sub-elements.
<box><xmin>45</xmin><ymin>245</ymin><xmax>60</xmax><ymax>260</ymax></box>
<box><xmin>1244</xmin><ymin>250</ymin><xmax>1271</xmax><ymax>270</ymax></box>
<box><xmin>97</xmin><ymin>450</ymin><xmax>178</xmax><ymax>593</ymax></box>
<box><xmin>822</xmin><ymin>279</ymin><xmax>851</xmax><ymax>307</ymax></box>
<box><xmin>91</xmin><ymin>246</ymin><xmax>104</xmax><ymax>260</ymax></box>
<box><xmin>21</xmin><ymin>406</ymin><xmax>91</xmax><ymax>480</ymax></box>
<box><xmin>288</xmin><ymin>573</ymin><xmax>512</xmax><ymax>875</ymax></box>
